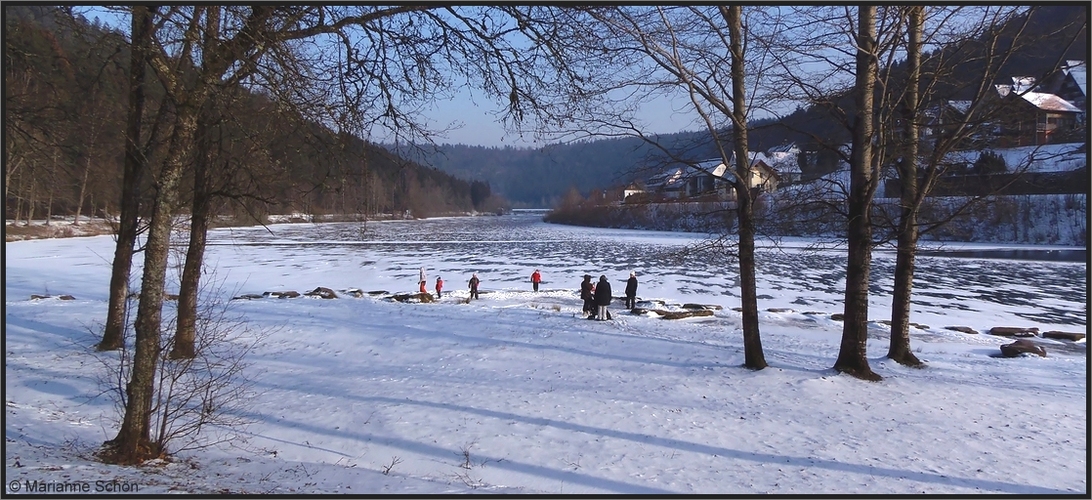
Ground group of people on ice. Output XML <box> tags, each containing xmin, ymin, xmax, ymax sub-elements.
<box><xmin>419</xmin><ymin>267</ymin><xmax>478</xmax><ymax>300</ymax></box>
<box><xmin>581</xmin><ymin>271</ymin><xmax>638</xmax><ymax>321</ymax></box>
<box><xmin>417</xmin><ymin>267</ymin><xmax>638</xmax><ymax>318</ymax></box>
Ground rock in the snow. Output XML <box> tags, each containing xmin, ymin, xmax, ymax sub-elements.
<box><xmin>232</xmin><ymin>293</ymin><xmax>265</xmax><ymax>300</ymax></box>
<box><xmin>1042</xmin><ymin>331</ymin><xmax>1085</xmax><ymax>342</ymax></box>
<box><xmin>989</xmin><ymin>326</ymin><xmax>1039</xmax><ymax>337</ymax></box>
<box><xmin>945</xmin><ymin>326</ymin><xmax>979</xmax><ymax>335</ymax></box>
<box><xmin>391</xmin><ymin>292</ymin><xmax>434</xmax><ymax>303</ymax></box>
<box><xmin>305</xmin><ymin>287</ymin><xmax>338</xmax><ymax>299</ymax></box>
<box><xmin>999</xmin><ymin>339</ymin><xmax>1046</xmax><ymax>358</ymax></box>
<box><xmin>265</xmin><ymin>291</ymin><xmax>300</xmax><ymax>299</ymax></box>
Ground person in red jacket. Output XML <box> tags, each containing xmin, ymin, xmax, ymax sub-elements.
<box><xmin>531</xmin><ymin>269</ymin><xmax>542</xmax><ymax>292</ymax></box>
<box><xmin>435</xmin><ymin>276</ymin><xmax>444</xmax><ymax>298</ymax></box>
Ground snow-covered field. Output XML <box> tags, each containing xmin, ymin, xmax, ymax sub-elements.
<box><xmin>4</xmin><ymin>212</ymin><xmax>1086</xmax><ymax>494</ymax></box>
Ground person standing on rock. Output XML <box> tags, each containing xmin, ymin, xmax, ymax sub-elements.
<box><xmin>531</xmin><ymin>269</ymin><xmax>542</xmax><ymax>292</ymax></box>
<box><xmin>435</xmin><ymin>276</ymin><xmax>444</xmax><ymax>298</ymax></box>
<box><xmin>594</xmin><ymin>275</ymin><xmax>613</xmax><ymax>321</ymax></box>
<box><xmin>625</xmin><ymin>271</ymin><xmax>638</xmax><ymax>310</ymax></box>
<box><xmin>419</xmin><ymin>267</ymin><xmax>427</xmax><ymax>293</ymax></box>
<box><xmin>468</xmin><ymin>273</ymin><xmax>480</xmax><ymax>300</ymax></box>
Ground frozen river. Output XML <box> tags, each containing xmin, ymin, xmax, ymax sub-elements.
<box><xmin>209</xmin><ymin>211</ymin><xmax>1087</xmax><ymax>330</ymax></box>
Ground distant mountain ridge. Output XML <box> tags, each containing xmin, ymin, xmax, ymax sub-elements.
<box><xmin>396</xmin><ymin>5</ymin><xmax>1086</xmax><ymax>208</ymax></box>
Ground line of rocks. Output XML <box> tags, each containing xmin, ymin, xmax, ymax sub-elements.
<box><xmin>736</xmin><ymin>306</ymin><xmax>1085</xmax><ymax>358</ymax></box>
<box><xmin>66</xmin><ymin>289</ymin><xmax>1078</xmax><ymax>358</ymax></box>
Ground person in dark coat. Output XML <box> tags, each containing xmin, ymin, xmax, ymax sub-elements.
<box><xmin>468</xmin><ymin>273</ymin><xmax>480</xmax><ymax>300</ymax></box>
<box><xmin>580</xmin><ymin>274</ymin><xmax>595</xmax><ymax>317</ymax></box>
<box><xmin>593</xmin><ymin>275</ymin><xmax>612</xmax><ymax>321</ymax></box>
<box><xmin>625</xmin><ymin>271</ymin><xmax>638</xmax><ymax>309</ymax></box>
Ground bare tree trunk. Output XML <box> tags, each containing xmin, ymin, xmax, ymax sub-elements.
<box><xmin>173</xmin><ymin>100</ymin><xmax>218</xmax><ymax>359</ymax></box>
<box><xmin>108</xmin><ymin>104</ymin><xmax>197</xmax><ymax>464</ymax></box>
<box><xmin>172</xmin><ymin>8</ymin><xmax>224</xmax><ymax>360</ymax></box>
<box><xmin>75</xmin><ymin>101</ymin><xmax>103</xmax><ymax>227</ymax></box>
<box><xmin>725</xmin><ymin>5</ymin><xmax>766</xmax><ymax>370</ymax></box>
<box><xmin>834</xmin><ymin>5</ymin><xmax>882</xmax><ymax>382</ymax></box>
<box><xmin>888</xmin><ymin>6</ymin><xmax>924</xmax><ymax>367</ymax></box>
<box><xmin>75</xmin><ymin>164</ymin><xmax>90</xmax><ymax>226</ymax></box>
<box><xmin>5</xmin><ymin>157</ymin><xmax>22</xmax><ymax>203</ymax></box>
<box><xmin>26</xmin><ymin>166</ymin><xmax>37</xmax><ymax>226</ymax></box>
<box><xmin>15</xmin><ymin>194</ymin><xmax>24</xmax><ymax>226</ymax></box>
<box><xmin>46</xmin><ymin>150</ymin><xmax>57</xmax><ymax>226</ymax></box>
<box><xmin>99</xmin><ymin>6</ymin><xmax>152</xmax><ymax>352</ymax></box>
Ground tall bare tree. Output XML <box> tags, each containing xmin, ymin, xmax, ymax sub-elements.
<box><xmin>564</xmin><ymin>6</ymin><xmax>772</xmax><ymax>368</ymax></box>
<box><xmin>171</xmin><ymin>7</ymin><xmax>225</xmax><ymax>360</ymax></box>
<box><xmin>725</xmin><ymin>5</ymin><xmax>767</xmax><ymax>369</ymax></box>
<box><xmin>882</xmin><ymin>5</ymin><xmax>1086</xmax><ymax>365</ymax></box>
<box><xmin>103</xmin><ymin>5</ymin><xmax>584</xmax><ymax>463</ymax></box>
<box><xmin>98</xmin><ymin>5</ymin><xmax>153</xmax><ymax>352</ymax></box>
<box><xmin>886</xmin><ymin>5</ymin><xmax>924</xmax><ymax>367</ymax></box>
<box><xmin>833</xmin><ymin>5</ymin><xmax>882</xmax><ymax>381</ymax></box>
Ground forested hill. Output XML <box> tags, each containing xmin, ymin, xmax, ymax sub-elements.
<box><xmin>400</xmin><ymin>5</ymin><xmax>1085</xmax><ymax>209</ymax></box>
<box><xmin>5</xmin><ymin>6</ymin><xmax>496</xmax><ymax>223</ymax></box>
<box><xmin>389</xmin><ymin>136</ymin><xmax>708</xmax><ymax>208</ymax></box>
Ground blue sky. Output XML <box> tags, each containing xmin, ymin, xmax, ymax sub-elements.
<box><xmin>79</xmin><ymin>6</ymin><xmax>702</xmax><ymax>148</ymax></box>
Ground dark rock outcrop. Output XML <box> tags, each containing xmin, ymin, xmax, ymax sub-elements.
<box><xmin>878</xmin><ymin>319</ymin><xmax>930</xmax><ymax>330</ymax></box>
<box><xmin>305</xmin><ymin>287</ymin><xmax>338</xmax><ymax>299</ymax></box>
<box><xmin>391</xmin><ymin>292</ymin><xmax>434</xmax><ymax>303</ymax></box>
<box><xmin>232</xmin><ymin>293</ymin><xmax>265</xmax><ymax>300</ymax></box>
<box><xmin>682</xmin><ymin>303</ymin><xmax>723</xmax><ymax>310</ymax></box>
<box><xmin>999</xmin><ymin>339</ymin><xmax>1046</xmax><ymax>358</ymax></box>
<box><xmin>945</xmin><ymin>326</ymin><xmax>979</xmax><ymax>335</ymax></box>
<box><xmin>265</xmin><ymin>291</ymin><xmax>300</xmax><ymax>299</ymax></box>
<box><xmin>989</xmin><ymin>326</ymin><xmax>1039</xmax><ymax>337</ymax></box>
<box><xmin>31</xmin><ymin>294</ymin><xmax>77</xmax><ymax>300</ymax></box>
<box><xmin>631</xmin><ymin>308</ymin><xmax>714</xmax><ymax>319</ymax></box>
<box><xmin>1043</xmin><ymin>331</ymin><xmax>1086</xmax><ymax>342</ymax></box>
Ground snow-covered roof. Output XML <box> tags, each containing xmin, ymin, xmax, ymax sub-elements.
<box><xmin>646</xmin><ymin>167</ymin><xmax>685</xmax><ymax>189</ymax></box>
<box><xmin>648</xmin><ymin>154</ymin><xmax>802</xmax><ymax>188</ymax></box>
<box><xmin>767</xmin><ymin>142</ymin><xmax>800</xmax><ymax>154</ymax></box>
<box><xmin>1019</xmin><ymin>91</ymin><xmax>1082</xmax><ymax>113</ymax></box>
<box><xmin>948</xmin><ymin>100</ymin><xmax>973</xmax><ymax>114</ymax></box>
<box><xmin>693</xmin><ymin>159</ymin><xmax>726</xmax><ymax>177</ymax></box>
<box><xmin>1063</xmin><ymin>60</ymin><xmax>1086</xmax><ymax>100</ymax></box>
<box><xmin>765</xmin><ymin>151</ymin><xmax>802</xmax><ymax>175</ymax></box>
<box><xmin>1012</xmin><ymin>76</ymin><xmax>1036</xmax><ymax>94</ymax></box>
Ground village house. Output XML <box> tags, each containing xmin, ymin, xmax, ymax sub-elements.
<box><xmin>1034</xmin><ymin>60</ymin><xmax>1086</xmax><ymax>113</ymax></box>
<box><xmin>920</xmin><ymin>60</ymin><xmax>1086</xmax><ymax>149</ymax></box>
<box><xmin>635</xmin><ymin>153</ymin><xmax>786</xmax><ymax>202</ymax></box>
<box><xmin>993</xmin><ymin>81</ymin><xmax>1083</xmax><ymax>146</ymax></box>
<box><xmin>763</xmin><ymin>143</ymin><xmax>804</xmax><ymax>185</ymax></box>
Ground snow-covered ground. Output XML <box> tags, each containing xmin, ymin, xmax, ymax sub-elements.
<box><xmin>4</xmin><ymin>213</ymin><xmax>1087</xmax><ymax>494</ymax></box>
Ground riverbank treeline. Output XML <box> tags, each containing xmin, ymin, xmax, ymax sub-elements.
<box><xmin>5</xmin><ymin>6</ymin><xmax>509</xmax><ymax>226</ymax></box>
<box><xmin>544</xmin><ymin>193</ymin><xmax>1087</xmax><ymax>246</ymax></box>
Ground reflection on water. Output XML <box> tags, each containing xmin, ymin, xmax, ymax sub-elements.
<box><xmin>212</xmin><ymin>212</ymin><xmax>1087</xmax><ymax>327</ymax></box>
